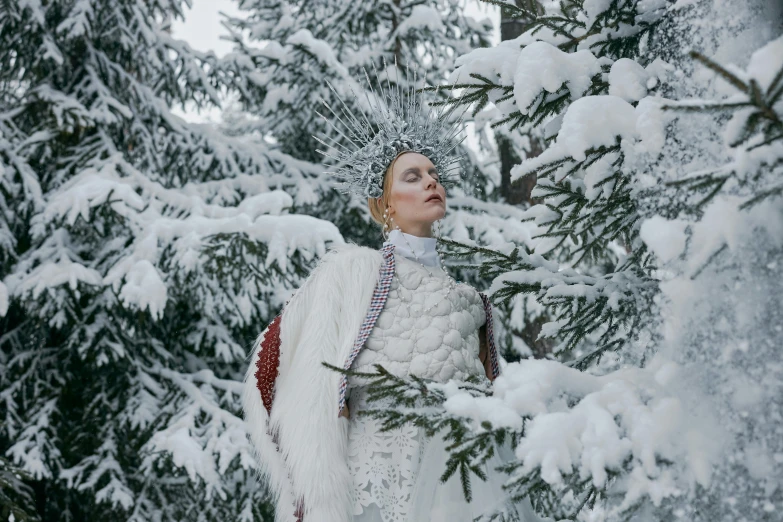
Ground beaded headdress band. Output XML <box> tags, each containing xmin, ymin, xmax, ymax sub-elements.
<box><xmin>314</xmin><ymin>64</ymin><xmax>467</xmax><ymax>199</ymax></box>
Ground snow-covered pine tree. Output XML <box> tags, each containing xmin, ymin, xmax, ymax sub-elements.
<box><xmin>0</xmin><ymin>1</ymin><xmax>339</xmax><ymax>520</ymax></box>
<box><xmin>443</xmin><ymin>0</ymin><xmax>671</xmax><ymax>369</ymax></box>
<box><xmin>0</xmin><ymin>456</ymin><xmax>39</xmax><ymax>522</ymax></box>
<box><xmin>635</xmin><ymin>28</ymin><xmax>783</xmax><ymax>521</ymax></box>
<box><xmin>350</xmin><ymin>1</ymin><xmax>782</xmax><ymax>520</ymax></box>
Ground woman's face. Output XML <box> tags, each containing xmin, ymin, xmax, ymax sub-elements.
<box><xmin>387</xmin><ymin>152</ymin><xmax>446</xmax><ymax>236</ymax></box>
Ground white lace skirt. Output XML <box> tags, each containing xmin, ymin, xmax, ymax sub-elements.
<box><xmin>347</xmin><ymin>387</ymin><xmax>539</xmax><ymax>522</ymax></box>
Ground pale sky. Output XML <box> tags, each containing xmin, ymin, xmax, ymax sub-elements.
<box><xmin>171</xmin><ymin>0</ymin><xmax>243</xmax><ymax>58</ymax></box>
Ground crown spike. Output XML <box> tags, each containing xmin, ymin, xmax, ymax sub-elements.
<box><xmin>315</xmin><ymin>61</ymin><xmax>467</xmax><ymax>198</ymax></box>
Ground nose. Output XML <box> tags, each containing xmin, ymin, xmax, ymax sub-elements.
<box><xmin>424</xmin><ymin>173</ymin><xmax>437</xmax><ymax>189</ymax></box>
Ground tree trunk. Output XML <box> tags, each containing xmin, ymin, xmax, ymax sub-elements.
<box><xmin>498</xmin><ymin>2</ymin><xmax>554</xmax><ymax>359</ymax></box>
<box><xmin>498</xmin><ymin>1</ymin><xmax>544</xmax><ymax>205</ymax></box>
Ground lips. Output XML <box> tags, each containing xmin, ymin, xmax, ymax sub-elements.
<box><xmin>425</xmin><ymin>194</ymin><xmax>443</xmax><ymax>203</ymax></box>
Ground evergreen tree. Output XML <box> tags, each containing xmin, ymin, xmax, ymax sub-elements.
<box><xmin>444</xmin><ymin>0</ymin><xmax>670</xmax><ymax>368</ymax></box>
<box><xmin>351</xmin><ymin>1</ymin><xmax>783</xmax><ymax>520</ymax></box>
<box><xmin>0</xmin><ymin>1</ymin><xmax>338</xmax><ymax>520</ymax></box>
<box><xmin>0</xmin><ymin>456</ymin><xmax>40</xmax><ymax>522</ymax></box>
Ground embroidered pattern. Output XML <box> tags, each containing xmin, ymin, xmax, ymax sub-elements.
<box><xmin>252</xmin><ymin>313</ymin><xmax>304</xmax><ymax>521</ymax></box>
<box><xmin>337</xmin><ymin>243</ymin><xmax>396</xmax><ymax>414</ymax></box>
<box><xmin>347</xmin><ymin>391</ymin><xmax>426</xmax><ymax>522</ymax></box>
<box><xmin>478</xmin><ymin>293</ymin><xmax>501</xmax><ymax>379</ymax></box>
<box><xmin>255</xmin><ymin>314</ymin><xmax>283</xmax><ymax>414</ymax></box>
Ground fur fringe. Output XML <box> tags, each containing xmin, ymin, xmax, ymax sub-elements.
<box><xmin>243</xmin><ymin>244</ymin><xmax>383</xmax><ymax>522</ymax></box>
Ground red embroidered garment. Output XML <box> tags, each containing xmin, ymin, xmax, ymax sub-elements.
<box><xmin>255</xmin><ymin>314</ymin><xmax>282</xmax><ymax>415</ymax></box>
<box><xmin>253</xmin><ymin>314</ymin><xmax>304</xmax><ymax>521</ymax></box>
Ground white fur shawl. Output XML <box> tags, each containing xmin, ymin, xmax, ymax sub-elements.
<box><xmin>242</xmin><ymin>244</ymin><xmax>383</xmax><ymax>522</ymax></box>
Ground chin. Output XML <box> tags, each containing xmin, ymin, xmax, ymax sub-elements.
<box><xmin>424</xmin><ymin>208</ymin><xmax>446</xmax><ymax>222</ymax></box>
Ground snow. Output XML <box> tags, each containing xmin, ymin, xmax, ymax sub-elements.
<box><xmin>55</xmin><ymin>0</ymin><xmax>93</xmax><ymax>39</ymax></box>
<box><xmin>651</xmin><ymin>194</ymin><xmax>783</xmax><ymax>519</ymax></box>
<box><xmin>670</xmin><ymin>0</ymin><xmax>700</xmax><ymax>10</ymax></box>
<box><xmin>375</xmin><ymin>2</ymin><xmax>782</xmax><ymax>519</ymax></box>
<box><xmin>556</xmin><ymin>96</ymin><xmax>638</xmax><ymax>160</ymax></box>
<box><xmin>634</xmin><ymin>96</ymin><xmax>670</xmax><ymax>154</ymax></box>
<box><xmin>583</xmin><ymin>0</ymin><xmax>614</xmax><ymax>22</ymax></box>
<box><xmin>3</xmin><ymin>0</ymin><xmax>781</xmax><ymax>520</ymax></box>
<box><xmin>286</xmin><ymin>29</ymin><xmax>349</xmax><ymax>78</ymax></box>
<box><xmin>116</xmin><ymin>259</ymin><xmax>168</xmax><ymax>320</ymax></box>
<box><xmin>144</xmin><ymin>367</ymin><xmax>255</xmax><ymax>501</ymax></box>
<box><xmin>452</xmin><ymin>39</ymin><xmax>522</xmax><ymax>86</ymax></box>
<box><xmin>439</xmin><ymin>358</ymin><xmax>720</xmax><ymax>506</ymax></box>
<box><xmin>396</xmin><ymin>6</ymin><xmax>445</xmax><ymax>35</ymax></box>
<box><xmin>0</xmin><ymin>281</ymin><xmax>8</xmax><ymax>316</ymax></box>
<box><xmin>747</xmin><ymin>35</ymin><xmax>783</xmax><ymax>93</ymax></box>
<box><xmin>26</xmin><ymin>151</ymin><xmax>342</xmax><ymax>316</ymax></box>
<box><xmin>513</xmin><ymin>42</ymin><xmax>601</xmax><ymax>113</ymax></box>
<box><xmin>608</xmin><ymin>58</ymin><xmax>649</xmax><ymax>102</ymax></box>
<box><xmin>288</xmin><ymin>29</ymin><xmax>335</xmax><ymax>65</ymax></box>
<box><xmin>16</xmin><ymin>259</ymin><xmax>103</xmax><ymax>301</ymax></box>
<box><xmin>512</xmin><ymin>93</ymin><xmax>673</xmax><ymax>183</ymax></box>
<box><xmin>446</xmin><ymin>196</ymin><xmax>537</xmax><ymax>250</ymax></box>
<box><xmin>514</xmin><ymin>95</ymin><xmax>637</xmax><ymax>177</ymax></box>
<box><xmin>639</xmin><ymin>215</ymin><xmax>688</xmax><ymax>263</ymax></box>
<box><xmin>0</xmin><ymin>2</ymin><xmax>353</xmax><ymax>519</ymax></box>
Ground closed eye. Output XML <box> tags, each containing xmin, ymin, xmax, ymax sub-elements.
<box><xmin>402</xmin><ymin>167</ymin><xmax>439</xmax><ymax>182</ymax></box>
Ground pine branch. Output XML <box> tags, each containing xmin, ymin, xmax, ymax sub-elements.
<box><xmin>323</xmin><ymin>362</ymin><xmax>513</xmax><ymax>503</ymax></box>
<box><xmin>437</xmin><ymin>237</ymin><xmax>545</xmax><ymax>291</ymax></box>
<box><xmin>0</xmin><ymin>454</ymin><xmax>41</xmax><ymax>522</ymax></box>
<box><xmin>665</xmin><ymin>52</ymin><xmax>782</xmax><ymax>132</ymax></box>
<box><xmin>663</xmin><ymin>52</ymin><xmax>783</xmax><ymax>211</ymax></box>
<box><xmin>689</xmin><ymin>51</ymin><xmax>749</xmax><ymax>93</ymax></box>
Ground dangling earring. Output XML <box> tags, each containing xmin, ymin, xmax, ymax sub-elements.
<box><xmin>382</xmin><ymin>207</ymin><xmax>390</xmax><ymax>240</ymax></box>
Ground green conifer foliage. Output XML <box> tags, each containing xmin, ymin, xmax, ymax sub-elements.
<box><xmin>0</xmin><ymin>1</ymin><xmax>337</xmax><ymax>519</ymax></box>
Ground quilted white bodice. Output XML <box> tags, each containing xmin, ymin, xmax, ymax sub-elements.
<box><xmin>348</xmin><ymin>253</ymin><xmax>486</xmax><ymax>387</ymax></box>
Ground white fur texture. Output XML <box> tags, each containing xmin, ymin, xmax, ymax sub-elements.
<box><xmin>243</xmin><ymin>244</ymin><xmax>382</xmax><ymax>521</ymax></box>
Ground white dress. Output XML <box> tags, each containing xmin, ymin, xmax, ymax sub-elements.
<box><xmin>345</xmin><ymin>232</ymin><xmax>537</xmax><ymax>522</ymax></box>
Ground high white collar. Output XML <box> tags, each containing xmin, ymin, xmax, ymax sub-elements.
<box><xmin>385</xmin><ymin>229</ymin><xmax>441</xmax><ymax>267</ymax></box>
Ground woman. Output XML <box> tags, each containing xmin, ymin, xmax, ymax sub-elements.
<box><xmin>242</xmin><ymin>72</ymin><xmax>536</xmax><ymax>522</ymax></box>
<box><xmin>344</xmin><ymin>150</ymin><xmax>500</xmax><ymax>522</ymax></box>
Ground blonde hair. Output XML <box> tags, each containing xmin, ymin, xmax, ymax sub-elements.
<box><xmin>367</xmin><ymin>152</ymin><xmax>411</xmax><ymax>226</ymax></box>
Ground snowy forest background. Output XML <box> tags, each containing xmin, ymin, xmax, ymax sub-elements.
<box><xmin>0</xmin><ymin>0</ymin><xmax>781</xmax><ymax>521</ymax></box>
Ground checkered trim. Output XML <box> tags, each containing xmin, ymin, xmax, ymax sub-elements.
<box><xmin>337</xmin><ymin>243</ymin><xmax>396</xmax><ymax>414</ymax></box>
<box><xmin>478</xmin><ymin>293</ymin><xmax>501</xmax><ymax>379</ymax></box>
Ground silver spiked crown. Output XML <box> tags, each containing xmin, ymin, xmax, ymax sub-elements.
<box><xmin>314</xmin><ymin>64</ymin><xmax>467</xmax><ymax>199</ymax></box>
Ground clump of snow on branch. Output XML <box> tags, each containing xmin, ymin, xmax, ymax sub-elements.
<box><xmin>438</xmin><ymin>357</ymin><xmax>720</xmax><ymax>513</ymax></box>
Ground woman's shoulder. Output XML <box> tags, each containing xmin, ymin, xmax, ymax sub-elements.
<box><xmin>319</xmin><ymin>242</ymin><xmax>383</xmax><ymax>266</ymax></box>
<box><xmin>279</xmin><ymin>242</ymin><xmax>382</xmax><ymax>319</ymax></box>
<box><xmin>290</xmin><ymin>242</ymin><xmax>383</xmax><ymax>298</ymax></box>
<box><xmin>306</xmin><ymin>243</ymin><xmax>382</xmax><ymax>281</ymax></box>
